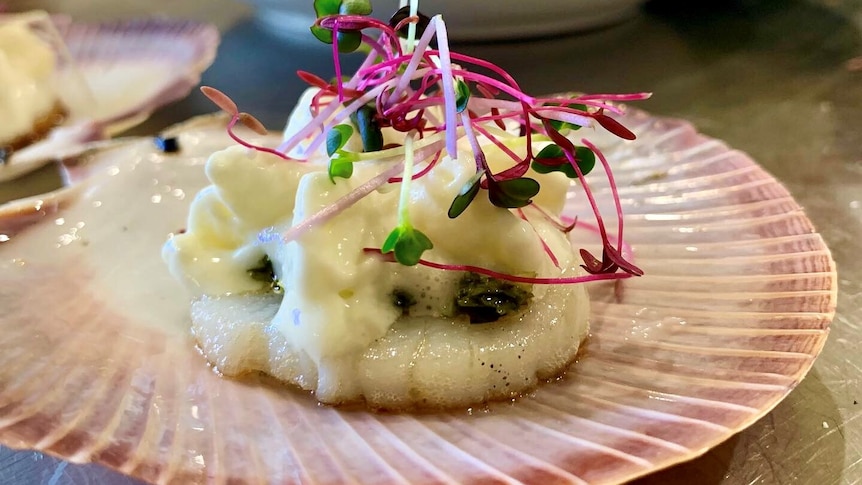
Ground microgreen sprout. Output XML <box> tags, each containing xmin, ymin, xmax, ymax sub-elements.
<box><xmin>381</xmin><ymin>133</ymin><xmax>433</xmax><ymax>265</ymax></box>
<box><xmin>326</xmin><ymin>124</ymin><xmax>356</xmax><ymax>181</ymax></box>
<box><xmin>311</xmin><ymin>0</ymin><xmax>373</xmax><ymax>53</ymax></box>
<box><xmin>200</xmin><ymin>0</ymin><xmax>651</xmax><ymax>286</ymax></box>
<box><xmin>455</xmin><ymin>80</ymin><xmax>470</xmax><ymax>113</ymax></box>
<box><xmin>349</xmin><ymin>105</ymin><xmax>384</xmax><ymax>152</ymax></box>
<box><xmin>201</xmin><ymin>86</ymin><xmax>290</xmax><ymax>160</ymax></box>
<box><xmin>448</xmin><ymin>171</ymin><xmax>482</xmax><ymax>218</ymax></box>
<box><xmin>486</xmin><ymin>176</ymin><xmax>540</xmax><ymax>210</ymax></box>
<box><xmin>531</xmin><ymin>143</ymin><xmax>596</xmax><ymax>179</ymax></box>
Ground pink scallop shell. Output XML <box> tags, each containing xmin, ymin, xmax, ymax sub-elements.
<box><xmin>0</xmin><ymin>110</ymin><xmax>836</xmax><ymax>484</ymax></box>
<box><xmin>0</xmin><ymin>16</ymin><xmax>219</xmax><ymax>182</ymax></box>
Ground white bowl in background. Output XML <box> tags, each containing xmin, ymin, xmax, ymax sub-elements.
<box><xmin>246</xmin><ymin>0</ymin><xmax>648</xmax><ymax>41</ymax></box>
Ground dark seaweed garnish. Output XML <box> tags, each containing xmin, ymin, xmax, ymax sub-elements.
<box><xmin>455</xmin><ymin>272</ymin><xmax>532</xmax><ymax>324</ymax></box>
<box><xmin>248</xmin><ymin>256</ymin><xmax>282</xmax><ymax>293</ymax></box>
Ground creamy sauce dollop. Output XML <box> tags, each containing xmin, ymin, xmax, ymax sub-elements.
<box><xmin>163</xmin><ymin>89</ymin><xmax>579</xmax><ymax>372</ymax></box>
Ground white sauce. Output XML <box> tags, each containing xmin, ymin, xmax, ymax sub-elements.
<box><xmin>0</xmin><ymin>14</ymin><xmax>59</xmax><ymax>143</ymax></box>
<box><xmin>163</xmin><ymin>89</ymin><xmax>584</xmax><ymax>394</ymax></box>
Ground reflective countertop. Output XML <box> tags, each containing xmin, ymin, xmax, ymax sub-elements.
<box><xmin>3</xmin><ymin>0</ymin><xmax>861</xmax><ymax>483</ymax></box>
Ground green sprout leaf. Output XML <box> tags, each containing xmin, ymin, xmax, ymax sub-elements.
<box><xmin>487</xmin><ymin>176</ymin><xmax>540</xmax><ymax>209</ymax></box>
<box><xmin>313</xmin><ymin>0</ymin><xmax>371</xmax><ymax>16</ymax></box>
<box><xmin>455</xmin><ymin>80</ymin><xmax>471</xmax><ymax>113</ymax></box>
<box><xmin>326</xmin><ymin>124</ymin><xmax>355</xmax><ymax>182</ymax></box>
<box><xmin>350</xmin><ymin>105</ymin><xmax>383</xmax><ymax>152</ymax></box>
<box><xmin>328</xmin><ymin>155</ymin><xmax>354</xmax><ymax>182</ymax></box>
<box><xmin>381</xmin><ymin>225</ymin><xmax>434</xmax><ymax>266</ymax></box>
<box><xmin>309</xmin><ymin>28</ymin><xmax>363</xmax><ymax>53</ymax></box>
<box><xmin>313</xmin><ymin>0</ymin><xmax>341</xmax><ymax>17</ymax></box>
<box><xmin>573</xmin><ymin>146</ymin><xmax>596</xmax><ymax>175</ymax></box>
<box><xmin>310</xmin><ymin>0</ymin><xmax>340</xmax><ymax>44</ymax></box>
<box><xmin>531</xmin><ymin>144</ymin><xmax>595</xmax><ymax>178</ymax></box>
<box><xmin>310</xmin><ymin>0</ymin><xmax>370</xmax><ymax>53</ymax></box>
<box><xmin>535</xmin><ymin>143</ymin><xmax>564</xmax><ymax>162</ymax></box>
<box><xmin>335</xmin><ymin>32</ymin><xmax>363</xmax><ymax>53</ymax></box>
<box><xmin>326</xmin><ymin>124</ymin><xmax>354</xmax><ymax>156</ymax></box>
<box><xmin>448</xmin><ymin>171</ymin><xmax>482</xmax><ymax>218</ymax></box>
<box><xmin>310</xmin><ymin>25</ymin><xmax>334</xmax><ymax>44</ymax></box>
<box><xmin>339</xmin><ymin>0</ymin><xmax>372</xmax><ymax>15</ymax></box>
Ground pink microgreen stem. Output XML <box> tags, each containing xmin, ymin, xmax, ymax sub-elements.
<box><xmin>460</xmin><ymin>111</ymin><xmax>487</xmax><ymax>172</ymax></box>
<box><xmin>447</xmin><ymin>52</ymin><xmax>524</xmax><ymax>93</ymax></box>
<box><xmin>358</xmin><ymin>34</ymin><xmax>390</xmax><ymax>64</ymax></box>
<box><xmin>386</xmin><ymin>15</ymin><xmax>440</xmax><ymax>106</ymax></box>
<box><xmin>280</xmin><ymin>81</ymin><xmax>390</xmax><ymax>156</ymax></box>
<box><xmin>309</xmin><ymin>89</ymin><xmax>330</xmax><ymax>116</ymax></box>
<box><xmin>356</xmin><ymin>52</ymin><xmax>410</xmax><ymax>77</ymax></box>
<box><xmin>468</xmin><ymin>97</ymin><xmax>526</xmax><ymax>115</ymax></box>
<box><xmin>530</xmin><ymin>106</ymin><xmax>592</xmax><ymax>127</ymax></box>
<box><xmin>529</xmin><ymin>203</ymin><xmax>577</xmax><ymax>233</ymax></box>
<box><xmin>575</xmin><ymin>92</ymin><xmax>652</xmax><ymax>102</ymax></box>
<box><xmin>226</xmin><ymin>114</ymin><xmax>292</xmax><ymax>161</ymax></box>
<box><xmin>352</xmin><ymin>132</ymin><xmax>448</xmax><ymax>163</ymax></box>
<box><xmin>318</xmin><ymin>15</ymin><xmax>402</xmax><ymax>55</ymax></box>
<box><xmin>383</xmin><ymin>93</ymin><xmax>444</xmax><ymax>118</ymax></box>
<box><xmin>297</xmin><ymin>70</ymin><xmax>330</xmax><ymax>90</ymax></box>
<box><xmin>562</xmin><ymin>215</ymin><xmax>635</xmax><ymax>262</ymax></box>
<box><xmin>541</xmin><ymin>119</ymin><xmax>610</xmax><ymax>243</ymax></box>
<box><xmin>471</xmin><ymin>111</ymin><xmax>522</xmax><ymax>126</ymax></box>
<box><xmin>281</xmin><ymin>162</ymin><xmax>405</xmax><ymax>244</ymax></box>
<box><xmin>471</xmin><ymin>123</ymin><xmax>531</xmax><ymax>179</ymax></box>
<box><xmin>449</xmin><ymin>69</ymin><xmax>536</xmax><ymax>105</ymax></box>
<box><xmin>582</xmin><ymin>139</ymin><xmax>625</xmax><ymax>251</ymax></box>
<box><xmin>472</xmin><ymin>112</ymin><xmax>522</xmax><ymax>132</ymax></box>
<box><xmin>475</xmin><ymin>83</ymin><xmax>500</xmax><ymax>99</ymax></box>
<box><xmin>304</xmin><ymin>82</ymin><xmax>393</xmax><ymax>155</ymax></box>
<box><xmin>471</xmin><ymin>122</ymin><xmax>524</xmax><ymax>158</ymax></box>
<box><xmin>517</xmin><ymin>208</ymin><xmax>560</xmax><ymax>269</ymax></box>
<box><xmin>393</xmin><ymin>15</ymin><xmax>418</xmax><ymax>33</ymax></box>
<box><xmin>350</xmin><ymin>46</ymin><xmax>387</xmax><ymax>91</ymax></box>
<box><xmin>277</xmin><ymin>96</ymin><xmax>342</xmax><ymax>154</ymax></box>
<box><xmin>364</xmin><ymin>248</ymin><xmax>632</xmax><ymax>285</ymax></box>
<box><xmin>533</xmin><ymin>96</ymin><xmax>626</xmax><ymax>116</ymax></box>
<box><xmin>331</xmin><ymin>18</ymin><xmax>345</xmax><ymax>102</ymax></box>
<box><xmin>539</xmin><ymin>119</ymin><xmax>640</xmax><ymax>276</ymax></box>
<box><xmin>434</xmin><ymin>16</ymin><xmax>458</xmax><ymax>159</ymax></box>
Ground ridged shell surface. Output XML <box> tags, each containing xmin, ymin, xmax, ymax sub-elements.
<box><xmin>0</xmin><ymin>110</ymin><xmax>836</xmax><ymax>484</ymax></box>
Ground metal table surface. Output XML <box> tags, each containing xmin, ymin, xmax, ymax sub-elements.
<box><xmin>2</xmin><ymin>0</ymin><xmax>861</xmax><ymax>483</ymax></box>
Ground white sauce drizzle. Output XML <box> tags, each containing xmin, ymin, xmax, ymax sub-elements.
<box><xmin>163</xmin><ymin>90</ymin><xmax>579</xmax><ymax>368</ymax></box>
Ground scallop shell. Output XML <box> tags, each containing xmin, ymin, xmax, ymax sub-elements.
<box><xmin>0</xmin><ymin>16</ymin><xmax>219</xmax><ymax>182</ymax></box>
<box><xmin>0</xmin><ymin>110</ymin><xmax>836</xmax><ymax>484</ymax></box>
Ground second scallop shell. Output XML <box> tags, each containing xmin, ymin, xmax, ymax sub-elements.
<box><xmin>0</xmin><ymin>14</ymin><xmax>219</xmax><ymax>182</ymax></box>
